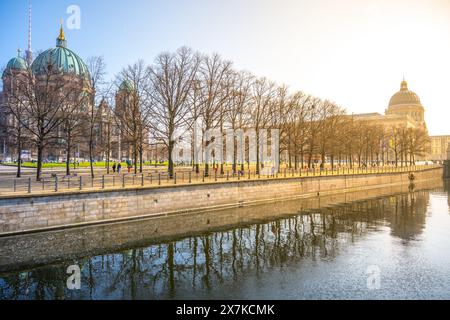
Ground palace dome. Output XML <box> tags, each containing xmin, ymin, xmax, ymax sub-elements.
<box><xmin>388</xmin><ymin>80</ymin><xmax>422</xmax><ymax>107</ymax></box>
<box><xmin>31</xmin><ymin>25</ymin><xmax>90</xmax><ymax>81</ymax></box>
<box><xmin>2</xmin><ymin>51</ymin><xmax>27</xmax><ymax>77</ymax></box>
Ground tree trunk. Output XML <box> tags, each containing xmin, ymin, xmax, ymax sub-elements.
<box><xmin>134</xmin><ymin>141</ymin><xmax>138</xmax><ymax>175</ymax></box>
<box><xmin>139</xmin><ymin>141</ymin><xmax>143</xmax><ymax>174</ymax></box>
<box><xmin>168</xmin><ymin>140</ymin><xmax>175</xmax><ymax>179</ymax></box>
<box><xmin>36</xmin><ymin>142</ymin><xmax>44</xmax><ymax>181</ymax></box>
<box><xmin>66</xmin><ymin>137</ymin><xmax>71</xmax><ymax>176</ymax></box>
<box><xmin>256</xmin><ymin>133</ymin><xmax>260</xmax><ymax>175</ymax></box>
<box><xmin>16</xmin><ymin>137</ymin><xmax>22</xmax><ymax>178</ymax></box>
<box><xmin>89</xmin><ymin>139</ymin><xmax>94</xmax><ymax>178</ymax></box>
<box><xmin>106</xmin><ymin>128</ymin><xmax>111</xmax><ymax>175</ymax></box>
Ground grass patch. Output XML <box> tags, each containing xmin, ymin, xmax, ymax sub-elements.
<box><xmin>3</xmin><ymin>161</ymin><xmax>167</xmax><ymax>168</ymax></box>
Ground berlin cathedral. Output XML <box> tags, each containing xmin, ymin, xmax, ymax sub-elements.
<box><xmin>0</xmin><ymin>13</ymin><xmax>144</xmax><ymax>164</ymax></box>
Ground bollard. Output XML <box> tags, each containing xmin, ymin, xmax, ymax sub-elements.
<box><xmin>189</xmin><ymin>172</ymin><xmax>192</xmax><ymax>183</ymax></box>
<box><xmin>141</xmin><ymin>174</ymin><xmax>144</xmax><ymax>187</ymax></box>
<box><xmin>174</xmin><ymin>173</ymin><xmax>177</xmax><ymax>184</ymax></box>
<box><xmin>122</xmin><ymin>174</ymin><xmax>125</xmax><ymax>188</ymax></box>
<box><xmin>150</xmin><ymin>174</ymin><xmax>153</xmax><ymax>185</ymax></box>
<box><xmin>112</xmin><ymin>176</ymin><xmax>115</xmax><ymax>187</ymax></box>
<box><xmin>55</xmin><ymin>176</ymin><xmax>58</xmax><ymax>192</ymax></box>
<box><xmin>42</xmin><ymin>179</ymin><xmax>45</xmax><ymax>190</ymax></box>
<box><xmin>28</xmin><ymin>177</ymin><xmax>31</xmax><ymax>193</ymax></box>
<box><xmin>14</xmin><ymin>179</ymin><xmax>17</xmax><ymax>192</ymax></box>
<box><xmin>202</xmin><ymin>171</ymin><xmax>205</xmax><ymax>182</ymax></box>
<box><xmin>158</xmin><ymin>173</ymin><xmax>161</xmax><ymax>186</ymax></box>
<box><xmin>102</xmin><ymin>175</ymin><xmax>105</xmax><ymax>189</ymax></box>
<box><xmin>226</xmin><ymin>171</ymin><xmax>229</xmax><ymax>181</ymax></box>
<box><xmin>215</xmin><ymin>171</ymin><xmax>218</xmax><ymax>182</ymax></box>
<box><xmin>68</xmin><ymin>177</ymin><xmax>71</xmax><ymax>190</ymax></box>
<box><xmin>79</xmin><ymin>176</ymin><xmax>83</xmax><ymax>190</ymax></box>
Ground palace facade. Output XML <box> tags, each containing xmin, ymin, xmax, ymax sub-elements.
<box><xmin>350</xmin><ymin>79</ymin><xmax>449</xmax><ymax>162</ymax></box>
<box><xmin>351</xmin><ymin>78</ymin><xmax>427</xmax><ymax>132</ymax></box>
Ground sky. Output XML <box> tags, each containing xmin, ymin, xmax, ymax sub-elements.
<box><xmin>1</xmin><ymin>0</ymin><xmax>449</xmax><ymax>135</ymax></box>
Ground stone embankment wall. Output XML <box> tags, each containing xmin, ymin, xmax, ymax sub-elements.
<box><xmin>0</xmin><ymin>167</ymin><xmax>443</xmax><ymax>235</ymax></box>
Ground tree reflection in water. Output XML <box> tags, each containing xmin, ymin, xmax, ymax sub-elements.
<box><xmin>0</xmin><ymin>189</ymin><xmax>433</xmax><ymax>300</ymax></box>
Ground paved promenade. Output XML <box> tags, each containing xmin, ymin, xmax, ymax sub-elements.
<box><xmin>0</xmin><ymin>164</ymin><xmax>441</xmax><ymax>197</ymax></box>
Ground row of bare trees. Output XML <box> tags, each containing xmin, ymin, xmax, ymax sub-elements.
<box><xmin>2</xmin><ymin>47</ymin><xmax>430</xmax><ymax>180</ymax></box>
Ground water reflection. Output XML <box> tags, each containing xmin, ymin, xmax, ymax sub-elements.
<box><xmin>2</xmin><ymin>184</ymin><xmax>447</xmax><ymax>300</ymax></box>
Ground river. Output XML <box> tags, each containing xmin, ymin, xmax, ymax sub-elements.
<box><xmin>1</xmin><ymin>180</ymin><xmax>450</xmax><ymax>300</ymax></box>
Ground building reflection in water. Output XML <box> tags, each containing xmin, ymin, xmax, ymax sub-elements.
<box><xmin>0</xmin><ymin>189</ymin><xmax>433</xmax><ymax>300</ymax></box>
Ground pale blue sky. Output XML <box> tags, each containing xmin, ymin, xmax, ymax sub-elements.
<box><xmin>1</xmin><ymin>0</ymin><xmax>449</xmax><ymax>135</ymax></box>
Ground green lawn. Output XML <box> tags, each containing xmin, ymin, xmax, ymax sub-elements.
<box><xmin>3</xmin><ymin>161</ymin><xmax>168</xmax><ymax>168</ymax></box>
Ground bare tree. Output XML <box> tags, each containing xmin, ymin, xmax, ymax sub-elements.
<box><xmin>116</xmin><ymin>60</ymin><xmax>153</xmax><ymax>174</ymax></box>
<box><xmin>249</xmin><ymin>77</ymin><xmax>277</xmax><ymax>174</ymax></box>
<box><xmin>316</xmin><ymin>101</ymin><xmax>345</xmax><ymax>169</ymax></box>
<box><xmin>406</xmin><ymin>128</ymin><xmax>430</xmax><ymax>164</ymax></box>
<box><xmin>5</xmin><ymin>66</ymin><xmax>89</xmax><ymax>180</ymax></box>
<box><xmin>197</xmin><ymin>53</ymin><xmax>233</xmax><ymax>176</ymax></box>
<box><xmin>148</xmin><ymin>47</ymin><xmax>201</xmax><ymax>178</ymax></box>
<box><xmin>59</xmin><ymin>89</ymin><xmax>90</xmax><ymax>176</ymax></box>
<box><xmin>224</xmin><ymin>70</ymin><xmax>253</xmax><ymax>174</ymax></box>
<box><xmin>283</xmin><ymin>91</ymin><xmax>311</xmax><ymax>169</ymax></box>
<box><xmin>86</xmin><ymin>56</ymin><xmax>108</xmax><ymax>178</ymax></box>
<box><xmin>3</xmin><ymin>69</ymin><xmax>30</xmax><ymax>177</ymax></box>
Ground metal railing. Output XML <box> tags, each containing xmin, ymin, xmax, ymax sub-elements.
<box><xmin>0</xmin><ymin>164</ymin><xmax>441</xmax><ymax>196</ymax></box>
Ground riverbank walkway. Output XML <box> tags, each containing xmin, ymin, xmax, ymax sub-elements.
<box><xmin>0</xmin><ymin>164</ymin><xmax>441</xmax><ymax>197</ymax></box>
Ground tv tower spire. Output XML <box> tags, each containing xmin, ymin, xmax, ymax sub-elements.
<box><xmin>25</xmin><ymin>0</ymin><xmax>33</xmax><ymax>66</ymax></box>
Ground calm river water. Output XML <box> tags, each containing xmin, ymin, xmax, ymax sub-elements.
<box><xmin>1</xmin><ymin>181</ymin><xmax>450</xmax><ymax>300</ymax></box>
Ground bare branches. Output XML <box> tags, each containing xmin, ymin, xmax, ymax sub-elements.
<box><xmin>2</xmin><ymin>46</ymin><xmax>430</xmax><ymax>178</ymax></box>
<box><xmin>4</xmin><ymin>63</ymin><xmax>89</xmax><ymax>180</ymax></box>
<box><xmin>147</xmin><ymin>47</ymin><xmax>201</xmax><ymax>177</ymax></box>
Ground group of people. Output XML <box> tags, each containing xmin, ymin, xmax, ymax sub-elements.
<box><xmin>111</xmin><ymin>162</ymin><xmax>122</xmax><ymax>174</ymax></box>
<box><xmin>111</xmin><ymin>160</ymin><xmax>133</xmax><ymax>174</ymax></box>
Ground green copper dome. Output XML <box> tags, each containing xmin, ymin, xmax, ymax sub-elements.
<box><xmin>31</xmin><ymin>25</ymin><xmax>90</xmax><ymax>81</ymax></box>
<box><xmin>3</xmin><ymin>51</ymin><xmax>27</xmax><ymax>77</ymax></box>
<box><xmin>119</xmin><ymin>79</ymin><xmax>135</xmax><ymax>92</ymax></box>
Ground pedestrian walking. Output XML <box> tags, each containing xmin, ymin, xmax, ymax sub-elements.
<box><xmin>117</xmin><ymin>163</ymin><xmax>122</xmax><ymax>174</ymax></box>
<box><xmin>112</xmin><ymin>162</ymin><xmax>116</xmax><ymax>173</ymax></box>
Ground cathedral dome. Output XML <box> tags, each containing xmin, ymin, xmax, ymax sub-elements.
<box><xmin>3</xmin><ymin>50</ymin><xmax>27</xmax><ymax>77</ymax></box>
<box><xmin>119</xmin><ymin>79</ymin><xmax>134</xmax><ymax>92</ymax></box>
<box><xmin>388</xmin><ymin>80</ymin><xmax>422</xmax><ymax>107</ymax></box>
<box><xmin>31</xmin><ymin>25</ymin><xmax>90</xmax><ymax>81</ymax></box>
